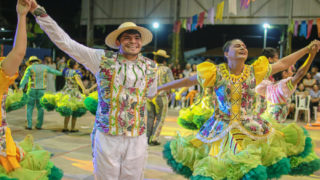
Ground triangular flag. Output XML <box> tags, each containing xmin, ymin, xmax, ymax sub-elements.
<box><xmin>187</xmin><ymin>17</ymin><xmax>192</xmax><ymax>32</ymax></box>
<box><xmin>192</xmin><ymin>14</ymin><xmax>198</xmax><ymax>31</ymax></box>
<box><xmin>307</xmin><ymin>19</ymin><xmax>313</xmax><ymax>39</ymax></box>
<box><xmin>317</xmin><ymin>18</ymin><xmax>320</xmax><ymax>38</ymax></box>
<box><xmin>241</xmin><ymin>0</ymin><xmax>249</xmax><ymax>9</ymax></box>
<box><xmin>299</xmin><ymin>20</ymin><xmax>307</xmax><ymax>39</ymax></box>
<box><xmin>182</xmin><ymin>19</ymin><xmax>187</xmax><ymax>30</ymax></box>
<box><xmin>207</xmin><ymin>7</ymin><xmax>215</xmax><ymax>24</ymax></box>
<box><xmin>197</xmin><ymin>11</ymin><xmax>205</xmax><ymax>28</ymax></box>
<box><xmin>176</xmin><ymin>20</ymin><xmax>181</xmax><ymax>33</ymax></box>
<box><xmin>294</xmin><ymin>20</ymin><xmax>299</xmax><ymax>37</ymax></box>
<box><xmin>216</xmin><ymin>1</ymin><xmax>224</xmax><ymax>22</ymax></box>
<box><xmin>287</xmin><ymin>20</ymin><xmax>294</xmax><ymax>34</ymax></box>
<box><xmin>228</xmin><ymin>0</ymin><xmax>237</xmax><ymax>15</ymax></box>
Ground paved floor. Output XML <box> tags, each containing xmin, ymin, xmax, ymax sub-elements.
<box><xmin>6</xmin><ymin>108</ymin><xmax>320</xmax><ymax>180</ymax></box>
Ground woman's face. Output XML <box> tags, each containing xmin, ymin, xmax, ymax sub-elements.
<box><xmin>298</xmin><ymin>83</ymin><xmax>305</xmax><ymax>91</ymax></box>
<box><xmin>313</xmin><ymin>85</ymin><xmax>319</xmax><ymax>91</ymax></box>
<box><xmin>225</xmin><ymin>40</ymin><xmax>248</xmax><ymax>61</ymax></box>
<box><xmin>306</xmin><ymin>73</ymin><xmax>312</xmax><ymax>79</ymax></box>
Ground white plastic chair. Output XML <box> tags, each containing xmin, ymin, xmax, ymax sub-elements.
<box><xmin>314</xmin><ymin>106</ymin><xmax>318</xmax><ymax>122</ymax></box>
<box><xmin>294</xmin><ymin>95</ymin><xmax>311</xmax><ymax>125</ymax></box>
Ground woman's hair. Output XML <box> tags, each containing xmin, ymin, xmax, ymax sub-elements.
<box><xmin>222</xmin><ymin>39</ymin><xmax>242</xmax><ymax>52</ymax></box>
<box><xmin>262</xmin><ymin>47</ymin><xmax>277</xmax><ymax>59</ymax></box>
<box><xmin>154</xmin><ymin>55</ymin><xmax>167</xmax><ymax>64</ymax></box>
<box><xmin>67</xmin><ymin>59</ymin><xmax>76</xmax><ymax>69</ymax></box>
<box><xmin>222</xmin><ymin>39</ymin><xmax>242</xmax><ymax>62</ymax></box>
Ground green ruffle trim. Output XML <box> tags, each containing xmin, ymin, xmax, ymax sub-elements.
<box><xmin>190</xmin><ymin>175</ymin><xmax>214</xmax><ymax>180</ymax></box>
<box><xmin>266</xmin><ymin>158</ymin><xmax>291</xmax><ymax>179</ymax></box>
<box><xmin>56</xmin><ymin>106</ymin><xmax>72</xmax><ymax>117</ymax></box>
<box><xmin>40</xmin><ymin>93</ymin><xmax>57</xmax><ymax>111</ymax></box>
<box><xmin>5</xmin><ymin>91</ymin><xmax>28</xmax><ymax>112</ymax></box>
<box><xmin>177</xmin><ymin>117</ymin><xmax>198</xmax><ymax>130</ymax></box>
<box><xmin>84</xmin><ymin>93</ymin><xmax>98</xmax><ymax>115</ymax></box>
<box><xmin>72</xmin><ymin>107</ymin><xmax>87</xmax><ymax>117</ymax></box>
<box><xmin>163</xmin><ymin>141</ymin><xmax>193</xmax><ymax>178</ymax></box>
<box><xmin>242</xmin><ymin>165</ymin><xmax>267</xmax><ymax>180</ymax></box>
<box><xmin>289</xmin><ymin>159</ymin><xmax>320</xmax><ymax>176</ymax></box>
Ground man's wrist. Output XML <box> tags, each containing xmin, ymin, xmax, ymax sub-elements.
<box><xmin>31</xmin><ymin>5</ymin><xmax>47</xmax><ymax>17</ymax></box>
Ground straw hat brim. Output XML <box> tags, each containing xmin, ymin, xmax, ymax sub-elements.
<box><xmin>152</xmin><ymin>52</ymin><xmax>170</xmax><ymax>58</ymax></box>
<box><xmin>105</xmin><ymin>26</ymin><xmax>153</xmax><ymax>49</ymax></box>
<box><xmin>26</xmin><ymin>59</ymin><xmax>41</xmax><ymax>66</ymax></box>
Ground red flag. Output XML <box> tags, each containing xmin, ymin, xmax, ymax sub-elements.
<box><xmin>176</xmin><ymin>20</ymin><xmax>181</xmax><ymax>33</ymax></box>
<box><xmin>317</xmin><ymin>18</ymin><xmax>320</xmax><ymax>38</ymax></box>
<box><xmin>307</xmin><ymin>19</ymin><xmax>313</xmax><ymax>39</ymax></box>
<box><xmin>197</xmin><ymin>11</ymin><xmax>205</xmax><ymax>28</ymax></box>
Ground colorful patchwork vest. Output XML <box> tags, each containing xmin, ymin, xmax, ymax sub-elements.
<box><xmin>95</xmin><ymin>51</ymin><xmax>156</xmax><ymax>136</ymax></box>
<box><xmin>196</xmin><ymin>63</ymin><xmax>273</xmax><ymax>143</ymax></box>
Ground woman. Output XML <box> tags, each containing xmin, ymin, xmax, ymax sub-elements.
<box><xmin>41</xmin><ymin>59</ymin><xmax>90</xmax><ymax>132</ymax></box>
<box><xmin>0</xmin><ymin>0</ymin><xmax>63</xmax><ymax>179</ymax></box>
<box><xmin>158</xmin><ymin>39</ymin><xmax>320</xmax><ymax>180</ymax></box>
<box><xmin>303</xmin><ymin>72</ymin><xmax>317</xmax><ymax>90</ymax></box>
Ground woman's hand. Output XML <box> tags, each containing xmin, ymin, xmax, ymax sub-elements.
<box><xmin>17</xmin><ymin>0</ymin><xmax>31</xmax><ymax>16</ymax></box>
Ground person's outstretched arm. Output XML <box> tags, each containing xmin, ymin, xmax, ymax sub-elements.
<box><xmin>158</xmin><ymin>75</ymin><xmax>198</xmax><ymax>93</ymax></box>
<box><xmin>29</xmin><ymin>0</ymin><xmax>102</xmax><ymax>75</ymax></box>
<box><xmin>2</xmin><ymin>0</ymin><xmax>31</xmax><ymax>76</ymax></box>
<box><xmin>291</xmin><ymin>44</ymin><xmax>319</xmax><ymax>86</ymax></box>
<box><xmin>271</xmin><ymin>40</ymin><xmax>320</xmax><ymax>75</ymax></box>
<box><xmin>75</xmin><ymin>76</ymin><xmax>89</xmax><ymax>95</ymax></box>
<box><xmin>47</xmin><ymin>66</ymin><xmax>62</xmax><ymax>76</ymax></box>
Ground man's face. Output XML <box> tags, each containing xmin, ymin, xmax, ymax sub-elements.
<box><xmin>224</xmin><ymin>40</ymin><xmax>248</xmax><ymax>61</ymax></box>
<box><xmin>116</xmin><ymin>33</ymin><xmax>142</xmax><ymax>57</ymax></box>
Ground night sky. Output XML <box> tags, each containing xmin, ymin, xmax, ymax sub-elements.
<box><xmin>1</xmin><ymin>0</ymin><xmax>319</xmax><ymax>58</ymax></box>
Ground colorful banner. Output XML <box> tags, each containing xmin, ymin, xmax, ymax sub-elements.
<box><xmin>307</xmin><ymin>20</ymin><xmax>313</xmax><ymax>39</ymax></box>
<box><xmin>207</xmin><ymin>7</ymin><xmax>215</xmax><ymax>24</ymax></box>
<box><xmin>187</xmin><ymin>17</ymin><xmax>192</xmax><ymax>32</ymax></box>
<box><xmin>197</xmin><ymin>11</ymin><xmax>205</xmax><ymax>28</ymax></box>
<box><xmin>299</xmin><ymin>20</ymin><xmax>307</xmax><ymax>38</ymax></box>
<box><xmin>294</xmin><ymin>20</ymin><xmax>299</xmax><ymax>37</ymax></box>
<box><xmin>317</xmin><ymin>18</ymin><xmax>320</xmax><ymax>38</ymax></box>
<box><xmin>181</xmin><ymin>19</ymin><xmax>187</xmax><ymax>30</ymax></box>
<box><xmin>216</xmin><ymin>1</ymin><xmax>224</xmax><ymax>22</ymax></box>
<box><xmin>192</xmin><ymin>14</ymin><xmax>198</xmax><ymax>31</ymax></box>
<box><xmin>229</xmin><ymin>0</ymin><xmax>237</xmax><ymax>15</ymax></box>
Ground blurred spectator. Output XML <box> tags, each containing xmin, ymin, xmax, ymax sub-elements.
<box><xmin>172</xmin><ymin>64</ymin><xmax>182</xmax><ymax>79</ymax></box>
<box><xmin>296</xmin><ymin>83</ymin><xmax>309</xmax><ymax>96</ymax></box>
<box><xmin>310</xmin><ymin>84</ymin><xmax>320</xmax><ymax>119</ymax></box>
<box><xmin>303</xmin><ymin>72</ymin><xmax>317</xmax><ymax>90</ymax></box>
<box><xmin>44</xmin><ymin>56</ymin><xmax>57</xmax><ymax>92</ymax></box>
<box><xmin>311</xmin><ymin>67</ymin><xmax>320</xmax><ymax>84</ymax></box>
<box><xmin>56</xmin><ymin>55</ymin><xmax>66</xmax><ymax>91</ymax></box>
<box><xmin>183</xmin><ymin>63</ymin><xmax>192</xmax><ymax>78</ymax></box>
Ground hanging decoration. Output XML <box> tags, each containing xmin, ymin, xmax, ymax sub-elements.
<box><xmin>197</xmin><ymin>11</ymin><xmax>205</xmax><ymax>28</ymax></box>
<box><xmin>228</xmin><ymin>0</ymin><xmax>237</xmax><ymax>15</ymax></box>
<box><xmin>216</xmin><ymin>1</ymin><xmax>225</xmax><ymax>22</ymax></box>
<box><xmin>299</xmin><ymin>20</ymin><xmax>307</xmax><ymax>38</ymax></box>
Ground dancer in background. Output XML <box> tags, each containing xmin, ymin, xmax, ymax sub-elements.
<box><xmin>19</xmin><ymin>56</ymin><xmax>62</xmax><ymax>130</ymax></box>
<box><xmin>147</xmin><ymin>49</ymin><xmax>174</xmax><ymax>145</ymax></box>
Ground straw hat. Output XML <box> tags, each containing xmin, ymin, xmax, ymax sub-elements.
<box><xmin>26</xmin><ymin>56</ymin><xmax>42</xmax><ymax>66</ymax></box>
<box><xmin>105</xmin><ymin>22</ymin><xmax>153</xmax><ymax>49</ymax></box>
<box><xmin>153</xmin><ymin>49</ymin><xmax>170</xmax><ymax>58</ymax></box>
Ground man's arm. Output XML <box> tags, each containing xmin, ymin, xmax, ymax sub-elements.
<box><xmin>47</xmin><ymin>66</ymin><xmax>62</xmax><ymax>76</ymax></box>
<box><xmin>271</xmin><ymin>40</ymin><xmax>320</xmax><ymax>75</ymax></box>
<box><xmin>19</xmin><ymin>67</ymin><xmax>31</xmax><ymax>89</ymax></box>
<box><xmin>2</xmin><ymin>0</ymin><xmax>31</xmax><ymax>76</ymax></box>
<box><xmin>75</xmin><ymin>76</ymin><xmax>88</xmax><ymax>95</ymax></box>
<box><xmin>29</xmin><ymin>0</ymin><xmax>102</xmax><ymax>74</ymax></box>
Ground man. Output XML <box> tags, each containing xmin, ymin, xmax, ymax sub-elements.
<box><xmin>147</xmin><ymin>49</ymin><xmax>174</xmax><ymax>145</ymax></box>
<box><xmin>28</xmin><ymin>1</ymin><xmax>157</xmax><ymax>179</ymax></box>
<box><xmin>19</xmin><ymin>56</ymin><xmax>62</xmax><ymax>130</ymax></box>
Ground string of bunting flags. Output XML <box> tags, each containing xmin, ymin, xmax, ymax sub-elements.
<box><xmin>173</xmin><ymin>0</ymin><xmax>320</xmax><ymax>39</ymax></box>
<box><xmin>173</xmin><ymin>0</ymin><xmax>255</xmax><ymax>33</ymax></box>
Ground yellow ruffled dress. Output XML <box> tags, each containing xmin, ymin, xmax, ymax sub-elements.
<box><xmin>163</xmin><ymin>56</ymin><xmax>320</xmax><ymax>180</ymax></box>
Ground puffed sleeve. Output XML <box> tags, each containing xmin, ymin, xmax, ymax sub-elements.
<box><xmin>196</xmin><ymin>62</ymin><xmax>217</xmax><ymax>88</ymax></box>
<box><xmin>252</xmin><ymin>56</ymin><xmax>272</xmax><ymax>85</ymax></box>
<box><xmin>0</xmin><ymin>60</ymin><xmax>18</xmax><ymax>86</ymax></box>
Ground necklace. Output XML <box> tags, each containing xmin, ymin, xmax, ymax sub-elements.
<box><xmin>227</xmin><ymin>65</ymin><xmax>245</xmax><ymax>84</ymax></box>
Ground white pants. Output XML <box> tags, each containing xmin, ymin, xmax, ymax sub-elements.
<box><xmin>93</xmin><ymin>131</ymin><xmax>147</xmax><ymax>180</ymax></box>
